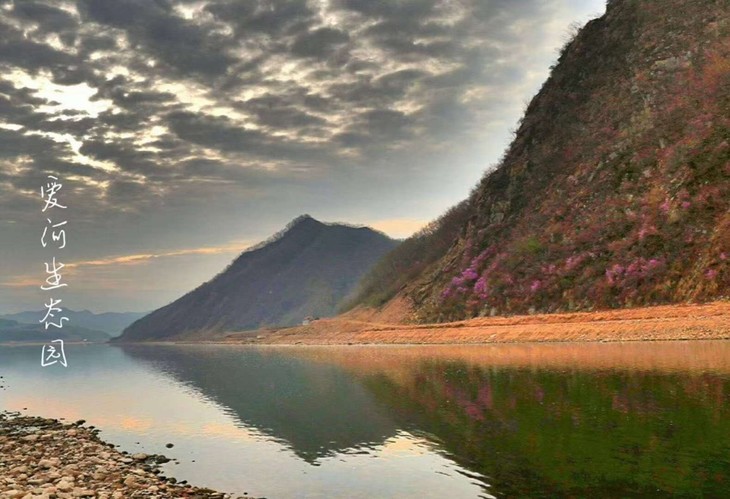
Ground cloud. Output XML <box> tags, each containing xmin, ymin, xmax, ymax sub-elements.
<box><xmin>0</xmin><ymin>0</ymin><xmax>606</xmax><ymax>311</ymax></box>
<box><xmin>290</xmin><ymin>27</ymin><xmax>350</xmax><ymax>59</ymax></box>
<box><xmin>1</xmin><ymin>239</ymin><xmax>255</xmax><ymax>288</ymax></box>
<box><xmin>68</xmin><ymin>240</ymin><xmax>256</xmax><ymax>268</ymax></box>
<box><xmin>77</xmin><ymin>0</ymin><xmax>236</xmax><ymax>79</ymax></box>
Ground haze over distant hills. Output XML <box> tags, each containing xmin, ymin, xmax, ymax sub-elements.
<box><xmin>350</xmin><ymin>0</ymin><xmax>729</xmax><ymax>321</ymax></box>
<box><xmin>116</xmin><ymin>215</ymin><xmax>398</xmax><ymax>341</ymax></box>
<box><xmin>0</xmin><ymin>318</ymin><xmax>111</xmax><ymax>343</ymax></box>
<box><xmin>0</xmin><ymin>309</ymin><xmax>146</xmax><ymax>336</ymax></box>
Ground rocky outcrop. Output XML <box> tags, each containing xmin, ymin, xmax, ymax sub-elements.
<box><xmin>358</xmin><ymin>0</ymin><xmax>729</xmax><ymax>322</ymax></box>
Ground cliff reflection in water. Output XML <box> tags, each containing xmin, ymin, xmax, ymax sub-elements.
<box><xmin>280</xmin><ymin>342</ymin><xmax>730</xmax><ymax>497</ymax></box>
<box><xmin>120</xmin><ymin>342</ymin><xmax>730</xmax><ymax>497</ymax></box>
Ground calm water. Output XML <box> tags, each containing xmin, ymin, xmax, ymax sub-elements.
<box><xmin>2</xmin><ymin>342</ymin><xmax>730</xmax><ymax>498</ymax></box>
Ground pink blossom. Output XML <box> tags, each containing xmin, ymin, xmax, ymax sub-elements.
<box><xmin>706</xmin><ymin>269</ymin><xmax>719</xmax><ymax>280</ymax></box>
<box><xmin>461</xmin><ymin>267</ymin><xmax>479</xmax><ymax>281</ymax></box>
<box><xmin>638</xmin><ymin>224</ymin><xmax>657</xmax><ymax>241</ymax></box>
<box><xmin>474</xmin><ymin>276</ymin><xmax>489</xmax><ymax>299</ymax></box>
<box><xmin>565</xmin><ymin>254</ymin><xmax>582</xmax><ymax>271</ymax></box>
<box><xmin>530</xmin><ymin>280</ymin><xmax>542</xmax><ymax>293</ymax></box>
<box><xmin>542</xmin><ymin>264</ymin><xmax>557</xmax><ymax>275</ymax></box>
<box><xmin>659</xmin><ymin>198</ymin><xmax>671</xmax><ymax>214</ymax></box>
<box><xmin>605</xmin><ymin>264</ymin><xmax>626</xmax><ymax>285</ymax></box>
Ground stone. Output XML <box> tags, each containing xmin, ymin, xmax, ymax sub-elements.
<box><xmin>71</xmin><ymin>488</ymin><xmax>95</xmax><ymax>497</ymax></box>
<box><xmin>122</xmin><ymin>476</ymin><xmax>138</xmax><ymax>487</ymax></box>
<box><xmin>56</xmin><ymin>480</ymin><xmax>73</xmax><ymax>492</ymax></box>
<box><xmin>38</xmin><ymin>458</ymin><xmax>57</xmax><ymax>469</ymax></box>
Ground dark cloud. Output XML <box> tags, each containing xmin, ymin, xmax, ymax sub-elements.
<box><xmin>0</xmin><ymin>21</ymin><xmax>78</xmax><ymax>77</ymax></box>
<box><xmin>78</xmin><ymin>0</ymin><xmax>236</xmax><ymax>78</ymax></box>
<box><xmin>166</xmin><ymin>110</ymin><xmax>266</xmax><ymax>153</ymax></box>
<box><xmin>204</xmin><ymin>0</ymin><xmax>316</xmax><ymax>37</ymax></box>
<box><xmin>336</xmin><ymin>0</ymin><xmax>439</xmax><ymax>21</ymax></box>
<box><xmin>79</xmin><ymin>138</ymin><xmax>160</xmax><ymax>175</ymax></box>
<box><xmin>290</xmin><ymin>27</ymin><xmax>349</xmax><ymax>59</ymax></box>
<box><xmin>11</xmin><ymin>2</ymin><xmax>78</xmax><ymax>33</ymax></box>
<box><xmin>0</xmin><ymin>127</ymin><xmax>62</xmax><ymax>158</ymax></box>
<box><xmin>238</xmin><ymin>94</ymin><xmax>326</xmax><ymax>129</ymax></box>
<box><xmin>166</xmin><ymin>110</ymin><xmax>329</xmax><ymax>163</ymax></box>
<box><xmin>77</xmin><ymin>33</ymin><xmax>117</xmax><ymax>56</ymax></box>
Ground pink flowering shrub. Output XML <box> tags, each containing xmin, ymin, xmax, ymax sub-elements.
<box><xmin>426</xmin><ymin>29</ymin><xmax>730</xmax><ymax>321</ymax></box>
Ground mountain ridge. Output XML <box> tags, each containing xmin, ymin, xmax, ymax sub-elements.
<box><xmin>0</xmin><ymin>309</ymin><xmax>145</xmax><ymax>336</ymax></box>
<box><xmin>116</xmin><ymin>216</ymin><xmax>398</xmax><ymax>341</ymax></box>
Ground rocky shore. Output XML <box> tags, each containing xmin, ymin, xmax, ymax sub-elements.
<box><xmin>0</xmin><ymin>412</ymin><xmax>250</xmax><ymax>499</ymax></box>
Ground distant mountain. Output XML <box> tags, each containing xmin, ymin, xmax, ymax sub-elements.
<box><xmin>1</xmin><ymin>309</ymin><xmax>146</xmax><ymax>335</ymax></box>
<box><xmin>0</xmin><ymin>318</ymin><xmax>110</xmax><ymax>343</ymax></box>
<box><xmin>351</xmin><ymin>0</ymin><xmax>730</xmax><ymax>321</ymax></box>
<box><xmin>116</xmin><ymin>215</ymin><xmax>398</xmax><ymax>341</ymax></box>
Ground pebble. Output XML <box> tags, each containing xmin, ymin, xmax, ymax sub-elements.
<box><xmin>56</xmin><ymin>481</ymin><xmax>73</xmax><ymax>492</ymax></box>
<box><xmin>0</xmin><ymin>412</ymin><xmax>255</xmax><ymax>499</ymax></box>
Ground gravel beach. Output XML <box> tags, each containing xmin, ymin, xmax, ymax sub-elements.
<box><xmin>0</xmin><ymin>412</ymin><xmax>251</xmax><ymax>499</ymax></box>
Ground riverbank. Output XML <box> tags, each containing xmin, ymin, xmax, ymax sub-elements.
<box><xmin>222</xmin><ymin>301</ymin><xmax>730</xmax><ymax>345</ymax></box>
<box><xmin>0</xmin><ymin>412</ymin><xmax>246</xmax><ymax>499</ymax></box>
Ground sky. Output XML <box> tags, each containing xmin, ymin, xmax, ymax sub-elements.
<box><xmin>0</xmin><ymin>0</ymin><xmax>605</xmax><ymax>314</ymax></box>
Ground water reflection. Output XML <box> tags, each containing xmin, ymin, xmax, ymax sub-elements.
<box><xmin>118</xmin><ymin>345</ymin><xmax>398</xmax><ymax>462</ymax></box>
<box><xmin>1</xmin><ymin>341</ymin><xmax>730</xmax><ymax>497</ymax></box>
<box><xmin>285</xmin><ymin>342</ymin><xmax>730</xmax><ymax>497</ymax></box>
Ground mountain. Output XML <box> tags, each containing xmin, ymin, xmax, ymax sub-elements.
<box><xmin>116</xmin><ymin>215</ymin><xmax>398</xmax><ymax>341</ymax></box>
<box><xmin>0</xmin><ymin>309</ymin><xmax>146</xmax><ymax>335</ymax></box>
<box><xmin>0</xmin><ymin>318</ymin><xmax>111</xmax><ymax>343</ymax></box>
<box><xmin>352</xmin><ymin>0</ymin><xmax>729</xmax><ymax>322</ymax></box>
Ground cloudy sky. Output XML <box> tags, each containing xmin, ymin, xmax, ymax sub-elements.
<box><xmin>0</xmin><ymin>0</ymin><xmax>605</xmax><ymax>313</ymax></box>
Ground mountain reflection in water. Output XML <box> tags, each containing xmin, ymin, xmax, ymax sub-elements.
<box><xmin>1</xmin><ymin>341</ymin><xmax>729</xmax><ymax>497</ymax></box>
<box><xmin>119</xmin><ymin>345</ymin><xmax>398</xmax><ymax>463</ymax></box>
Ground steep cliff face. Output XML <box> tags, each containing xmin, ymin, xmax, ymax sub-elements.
<box><xmin>116</xmin><ymin>215</ymin><xmax>397</xmax><ymax>341</ymax></box>
<box><xmin>403</xmin><ymin>0</ymin><xmax>729</xmax><ymax>321</ymax></box>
